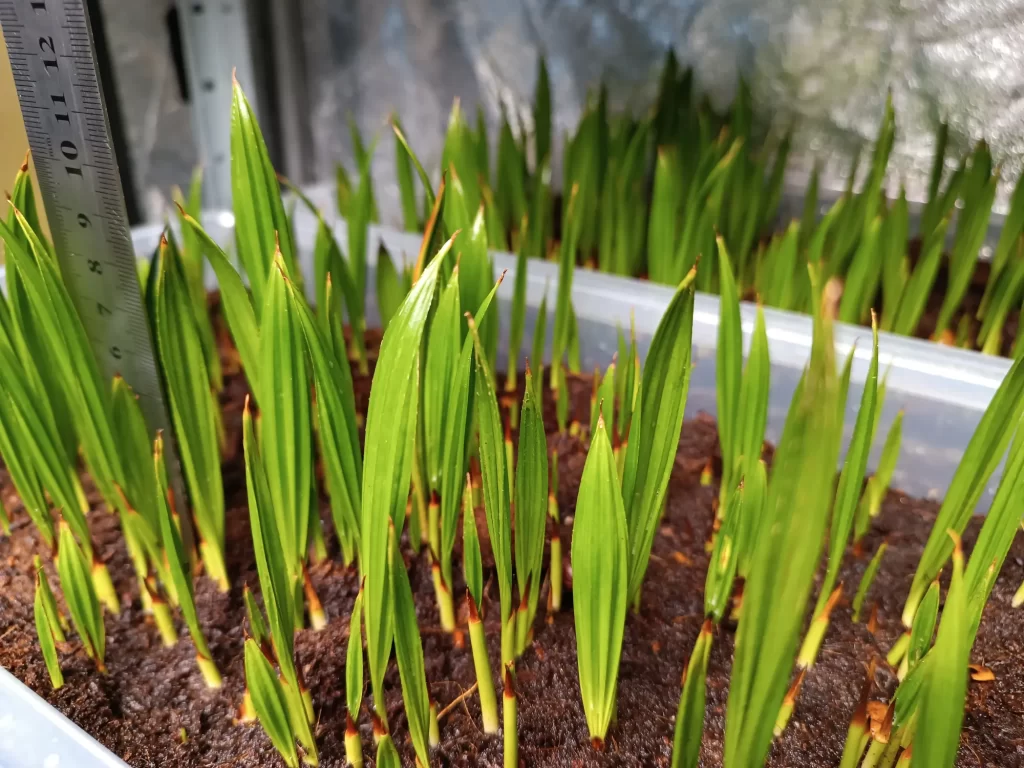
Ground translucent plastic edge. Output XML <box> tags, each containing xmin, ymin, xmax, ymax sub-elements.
<box><xmin>293</xmin><ymin>183</ymin><xmax>1011</xmax><ymax>413</ymax></box>
<box><xmin>0</xmin><ymin>668</ymin><xmax>128</xmax><ymax>768</ymax></box>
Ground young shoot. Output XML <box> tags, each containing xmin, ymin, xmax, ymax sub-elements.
<box><xmin>572</xmin><ymin>415</ymin><xmax>628</xmax><ymax>747</ymax></box>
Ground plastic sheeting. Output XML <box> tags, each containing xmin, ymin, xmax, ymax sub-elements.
<box><xmin>298</xmin><ymin>0</ymin><xmax>1024</xmax><ymax>228</ymax></box>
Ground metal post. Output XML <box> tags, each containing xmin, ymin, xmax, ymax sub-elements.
<box><xmin>174</xmin><ymin>0</ymin><xmax>260</xmax><ymax>210</ymax></box>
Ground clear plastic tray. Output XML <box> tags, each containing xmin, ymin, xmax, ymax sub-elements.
<box><xmin>0</xmin><ymin>200</ymin><xmax>1010</xmax><ymax>768</ymax></box>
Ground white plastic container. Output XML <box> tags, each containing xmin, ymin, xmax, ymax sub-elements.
<box><xmin>0</xmin><ymin>202</ymin><xmax>1010</xmax><ymax>768</ymax></box>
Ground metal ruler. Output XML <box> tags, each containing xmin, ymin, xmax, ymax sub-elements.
<box><xmin>0</xmin><ymin>1</ymin><xmax>186</xmax><ymax>529</ymax></box>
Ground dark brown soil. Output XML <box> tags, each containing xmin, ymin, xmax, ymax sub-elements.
<box><xmin>2</xmin><ymin>324</ymin><xmax>1024</xmax><ymax>768</ymax></box>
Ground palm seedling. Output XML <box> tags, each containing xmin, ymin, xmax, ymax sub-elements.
<box><xmin>151</xmin><ymin>234</ymin><xmax>228</xmax><ymax>590</ymax></box>
<box><xmin>0</xmin><ymin>196</ymin><xmax>188</xmax><ymax>640</ymax></box>
<box><xmin>848</xmin><ymin>416</ymin><xmax>1024</xmax><ymax>767</ymax></box>
<box><xmin>776</xmin><ymin>314</ymin><xmax>880</xmax><ymax>734</ymax></box>
<box><xmin>33</xmin><ymin>555</ymin><xmax>67</xmax><ymax>689</ymax></box>
<box><xmin>344</xmin><ymin>583</ymin><xmax>365</xmax><ymax>767</ymax></box>
<box><xmin>241</xmin><ymin>400</ymin><xmax>319</xmax><ymax>766</ymax></box>
<box><xmin>171</xmin><ymin>166</ymin><xmax>223</xmax><ymax>393</ymax></box>
<box><xmin>673</xmin><ymin>239</ymin><xmax>769</xmax><ymax>768</ymax></box>
<box><xmin>153</xmin><ymin>433</ymin><xmax>221</xmax><ymax>687</ymax></box>
<box><xmin>572</xmin><ymin>413</ymin><xmax>628</xmax><ymax>748</ymax></box>
<box><xmin>193</xmin><ymin>81</ymin><xmax>333</xmax><ymax>625</ymax></box>
<box><xmin>721</xmin><ymin>276</ymin><xmax>843</xmax><ymax>768</ymax></box>
<box><xmin>468</xmin><ymin>308</ymin><xmax>521</xmax><ymax>758</ymax></box>
<box><xmin>896</xmin><ymin>346</ymin><xmax>1024</xmax><ymax>634</ymax></box>
<box><xmin>513</xmin><ymin>367</ymin><xmax>548</xmax><ymax>656</ymax></box>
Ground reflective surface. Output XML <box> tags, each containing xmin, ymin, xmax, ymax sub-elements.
<box><xmin>299</xmin><ymin>0</ymin><xmax>1024</xmax><ymax>224</ymax></box>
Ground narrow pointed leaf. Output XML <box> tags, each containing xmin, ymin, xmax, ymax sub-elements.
<box><xmin>181</xmin><ymin>213</ymin><xmax>261</xmax><ymax>396</ymax></box>
<box><xmin>850</xmin><ymin>543</ymin><xmax>886</xmax><ymax>623</ymax></box>
<box><xmin>361</xmin><ymin>237</ymin><xmax>452</xmax><ymax>717</ymax></box>
<box><xmin>963</xmin><ymin>426</ymin><xmax>1024</xmax><ymax>642</ymax></box>
<box><xmin>572</xmin><ymin>416</ymin><xmax>628</xmax><ymax>743</ymax></box>
<box><xmin>154</xmin><ymin>434</ymin><xmax>217</xmax><ymax>670</ymax></box>
<box><xmin>908</xmin><ymin>581</ymin><xmax>939</xmax><ymax>673</ymax></box>
<box><xmin>470</xmin><ymin>312</ymin><xmax>514</xmax><ymax>653</ymax></box>
<box><xmin>819</xmin><ymin>320</ymin><xmax>878</xmax><ymax>611</ymax></box>
<box><xmin>626</xmin><ymin>269</ymin><xmax>696</xmax><ymax>602</ymax></box>
<box><xmin>903</xmin><ymin>351</ymin><xmax>1024</xmax><ymax>625</ymax></box>
<box><xmin>347</xmin><ymin>586</ymin><xmax>365</xmax><ymax>717</ymax></box>
<box><xmin>515</xmin><ymin>368</ymin><xmax>548</xmax><ymax>598</ymax></box>
<box><xmin>671</xmin><ymin>622</ymin><xmax>713</xmax><ymax>768</ymax></box>
<box><xmin>376</xmin><ymin>245</ymin><xmax>407</xmax><ymax>332</ymax></box>
<box><xmin>34</xmin><ymin>577</ymin><xmax>64</xmax><ymax>689</ymax></box>
<box><xmin>153</xmin><ymin>236</ymin><xmax>226</xmax><ymax>587</ymax></box>
<box><xmin>230</xmin><ymin>80</ymin><xmax>297</xmax><ymax>310</ymax></box>
<box><xmin>57</xmin><ymin>523</ymin><xmax>105</xmax><ymax>667</ymax></box>
<box><xmin>244</xmin><ymin>638</ymin><xmax>299</xmax><ymax>768</ymax></box>
<box><xmin>717</xmin><ymin>237</ymin><xmax>742</xmax><ymax>500</ymax></box>
<box><xmin>243</xmin><ymin>403</ymin><xmax>296</xmax><ymax>680</ymax></box>
<box><xmin>913</xmin><ymin>539</ymin><xmax>968</xmax><ymax>768</ymax></box>
<box><xmin>725</xmin><ymin>279</ymin><xmax>840</xmax><ymax>767</ymax></box>
<box><xmin>390</xmin><ymin>528</ymin><xmax>431</xmax><ymax>766</ymax></box>
<box><xmin>284</xmin><ymin>277</ymin><xmax>363</xmax><ymax>566</ymax></box>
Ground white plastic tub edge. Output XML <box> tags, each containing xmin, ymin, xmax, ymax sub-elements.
<box><xmin>0</xmin><ymin>196</ymin><xmax>1011</xmax><ymax>768</ymax></box>
<box><xmin>0</xmin><ymin>668</ymin><xmax>128</xmax><ymax>768</ymax></box>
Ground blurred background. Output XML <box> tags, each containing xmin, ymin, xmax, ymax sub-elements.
<box><xmin>3</xmin><ymin>0</ymin><xmax>1024</xmax><ymax>224</ymax></box>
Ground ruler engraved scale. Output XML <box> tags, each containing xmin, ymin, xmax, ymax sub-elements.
<box><xmin>1</xmin><ymin>0</ymin><xmax>188</xmax><ymax>537</ymax></box>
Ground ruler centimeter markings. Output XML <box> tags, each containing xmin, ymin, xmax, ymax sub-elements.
<box><xmin>1</xmin><ymin>0</ymin><xmax>189</xmax><ymax>543</ymax></box>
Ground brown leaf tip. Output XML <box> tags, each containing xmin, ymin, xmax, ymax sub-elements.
<box><xmin>346</xmin><ymin>710</ymin><xmax>359</xmax><ymax>735</ymax></box>
<box><xmin>823</xmin><ymin>278</ymin><xmax>843</xmax><ymax>319</ymax></box>
<box><xmin>821</xmin><ymin>583</ymin><xmax>844</xmax><ymax>619</ymax></box>
<box><xmin>503</xmin><ymin>663</ymin><xmax>516</xmax><ymax>698</ymax></box>
<box><xmin>465</xmin><ymin>590</ymin><xmax>480</xmax><ymax>623</ymax></box>
<box><xmin>518</xmin><ymin>575</ymin><xmax>533</xmax><ymax>612</ymax></box>
<box><xmin>370</xmin><ymin>711</ymin><xmax>387</xmax><ymax>739</ymax></box>
<box><xmin>783</xmin><ymin>668</ymin><xmax>807</xmax><ymax>705</ymax></box>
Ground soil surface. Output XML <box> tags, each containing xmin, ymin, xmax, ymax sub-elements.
<box><xmin>2</xmin><ymin>316</ymin><xmax>1024</xmax><ymax>768</ymax></box>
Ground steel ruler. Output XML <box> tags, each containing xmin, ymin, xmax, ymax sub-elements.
<box><xmin>0</xmin><ymin>0</ymin><xmax>188</xmax><ymax>537</ymax></box>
